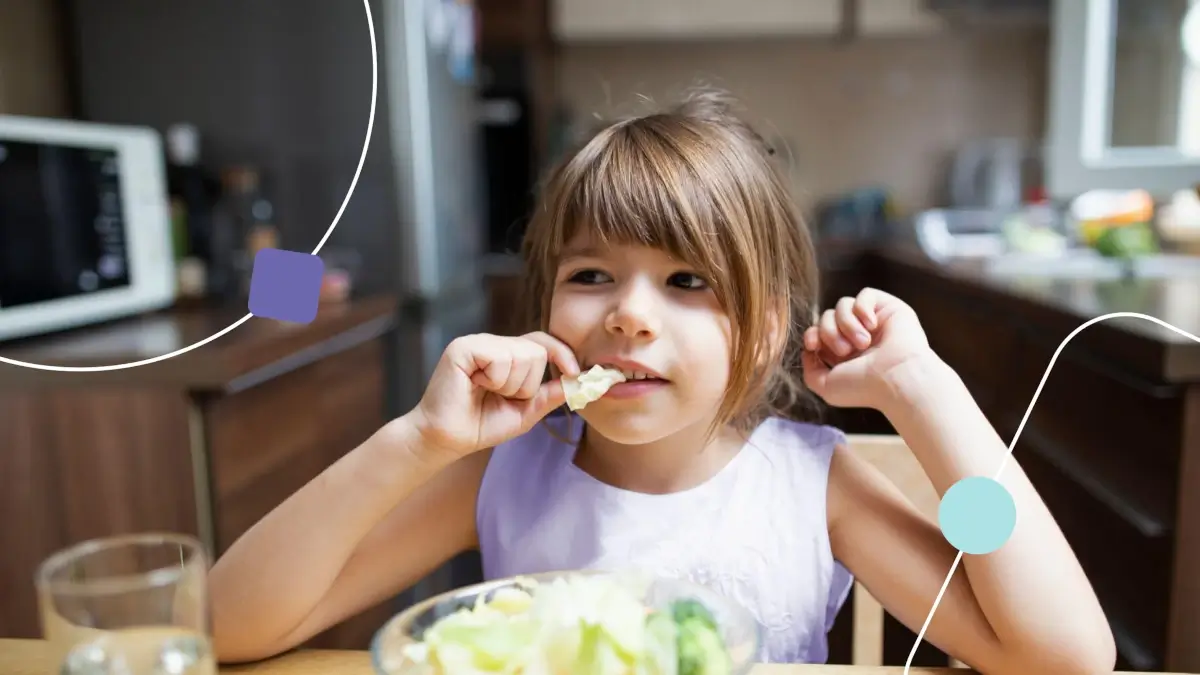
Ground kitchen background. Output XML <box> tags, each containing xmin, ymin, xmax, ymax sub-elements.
<box><xmin>2</xmin><ymin>0</ymin><xmax>1199</xmax><ymax>673</ymax></box>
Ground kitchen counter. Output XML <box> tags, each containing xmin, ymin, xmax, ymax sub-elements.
<box><xmin>0</xmin><ymin>639</ymin><xmax>1184</xmax><ymax>675</ymax></box>
<box><xmin>861</xmin><ymin>245</ymin><xmax>1200</xmax><ymax>383</ymax></box>
<box><xmin>0</xmin><ymin>295</ymin><xmax>398</xmax><ymax>390</ymax></box>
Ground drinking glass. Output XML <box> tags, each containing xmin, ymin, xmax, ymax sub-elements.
<box><xmin>36</xmin><ymin>533</ymin><xmax>214</xmax><ymax>675</ymax></box>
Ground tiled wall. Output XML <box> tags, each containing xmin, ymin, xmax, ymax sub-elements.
<box><xmin>556</xmin><ymin>30</ymin><xmax>1049</xmax><ymax>212</ymax></box>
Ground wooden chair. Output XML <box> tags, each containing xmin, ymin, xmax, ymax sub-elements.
<box><xmin>844</xmin><ymin>434</ymin><xmax>970</xmax><ymax>670</ymax></box>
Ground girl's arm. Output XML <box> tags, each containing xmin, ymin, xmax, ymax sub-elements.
<box><xmin>208</xmin><ymin>330</ymin><xmax>575</xmax><ymax>663</ymax></box>
<box><xmin>208</xmin><ymin>412</ymin><xmax>487</xmax><ymax>663</ymax></box>
<box><xmin>806</xmin><ymin>289</ymin><xmax>1115</xmax><ymax>674</ymax></box>
<box><xmin>827</xmin><ymin>356</ymin><xmax>1115</xmax><ymax>674</ymax></box>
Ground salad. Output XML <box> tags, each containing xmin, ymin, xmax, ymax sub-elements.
<box><xmin>399</xmin><ymin>574</ymin><xmax>733</xmax><ymax>675</ymax></box>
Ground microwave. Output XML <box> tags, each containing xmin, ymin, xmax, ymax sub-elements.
<box><xmin>0</xmin><ymin>115</ymin><xmax>176</xmax><ymax>343</ymax></box>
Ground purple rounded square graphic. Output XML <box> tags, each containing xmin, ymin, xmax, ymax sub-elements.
<box><xmin>248</xmin><ymin>248</ymin><xmax>325</xmax><ymax>324</ymax></box>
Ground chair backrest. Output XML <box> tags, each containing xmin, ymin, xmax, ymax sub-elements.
<box><xmin>843</xmin><ymin>434</ymin><xmax>968</xmax><ymax>669</ymax></box>
<box><xmin>846</xmin><ymin>433</ymin><xmax>940</xmax><ymax>519</ymax></box>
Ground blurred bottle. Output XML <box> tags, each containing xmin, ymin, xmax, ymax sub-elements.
<box><xmin>215</xmin><ymin>166</ymin><xmax>279</xmax><ymax>299</ymax></box>
<box><xmin>164</xmin><ymin>123</ymin><xmax>222</xmax><ymax>300</ymax></box>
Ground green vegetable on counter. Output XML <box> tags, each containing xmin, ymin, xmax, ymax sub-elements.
<box><xmin>1093</xmin><ymin>221</ymin><xmax>1158</xmax><ymax>258</ymax></box>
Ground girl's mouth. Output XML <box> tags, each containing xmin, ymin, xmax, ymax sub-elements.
<box><xmin>605</xmin><ymin>377</ymin><xmax>669</xmax><ymax>399</ymax></box>
<box><xmin>588</xmin><ymin>362</ymin><xmax>668</xmax><ymax>382</ymax></box>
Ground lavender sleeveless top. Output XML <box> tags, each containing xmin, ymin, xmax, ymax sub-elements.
<box><xmin>475</xmin><ymin>414</ymin><xmax>854</xmax><ymax>665</ymax></box>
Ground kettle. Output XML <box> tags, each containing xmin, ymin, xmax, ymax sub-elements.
<box><xmin>948</xmin><ymin>138</ymin><xmax>1040</xmax><ymax>209</ymax></box>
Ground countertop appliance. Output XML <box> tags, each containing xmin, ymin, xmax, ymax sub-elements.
<box><xmin>909</xmin><ymin>207</ymin><xmax>1009</xmax><ymax>262</ymax></box>
<box><xmin>0</xmin><ymin>115</ymin><xmax>175</xmax><ymax>343</ymax></box>
<box><xmin>947</xmin><ymin>137</ymin><xmax>1042</xmax><ymax>210</ymax></box>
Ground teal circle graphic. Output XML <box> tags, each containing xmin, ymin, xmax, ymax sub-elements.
<box><xmin>938</xmin><ymin>476</ymin><xmax>1016</xmax><ymax>555</ymax></box>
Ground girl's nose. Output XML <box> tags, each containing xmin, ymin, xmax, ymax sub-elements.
<box><xmin>604</xmin><ymin>283</ymin><xmax>661</xmax><ymax>339</ymax></box>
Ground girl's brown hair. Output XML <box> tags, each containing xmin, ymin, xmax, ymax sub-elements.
<box><xmin>520</xmin><ymin>87</ymin><xmax>823</xmax><ymax>433</ymax></box>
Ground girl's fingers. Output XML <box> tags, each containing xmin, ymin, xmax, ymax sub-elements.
<box><xmin>800</xmin><ymin>350</ymin><xmax>830</xmax><ymax>392</ymax></box>
<box><xmin>468</xmin><ymin>337</ymin><xmax>544</xmax><ymax>398</ymax></box>
<box><xmin>515</xmin><ymin>352</ymin><xmax>546</xmax><ymax>399</ymax></box>
<box><xmin>471</xmin><ymin>369</ymin><xmax>499</xmax><ymax>392</ymax></box>
<box><xmin>471</xmin><ymin>341</ymin><xmax>513</xmax><ymax>392</ymax></box>
<box><xmin>819</xmin><ymin>309</ymin><xmax>852</xmax><ymax>356</ymax></box>
<box><xmin>835</xmin><ymin>297</ymin><xmax>871</xmax><ymax>349</ymax></box>
<box><xmin>527</xmin><ymin>379</ymin><xmax>566</xmax><ymax>419</ymax></box>
<box><xmin>499</xmin><ymin>356</ymin><xmax>533</xmax><ymax>397</ymax></box>
<box><xmin>853</xmin><ymin>302</ymin><xmax>877</xmax><ymax>332</ymax></box>
<box><xmin>522</xmin><ymin>331</ymin><xmax>581</xmax><ymax>378</ymax></box>
<box><xmin>803</xmin><ymin>325</ymin><xmax>821</xmax><ymax>352</ymax></box>
<box><xmin>854</xmin><ymin>287</ymin><xmax>897</xmax><ymax>329</ymax></box>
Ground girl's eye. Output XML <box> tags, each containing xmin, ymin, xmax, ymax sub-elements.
<box><xmin>668</xmin><ymin>272</ymin><xmax>708</xmax><ymax>290</ymax></box>
<box><xmin>567</xmin><ymin>269</ymin><xmax>611</xmax><ymax>284</ymax></box>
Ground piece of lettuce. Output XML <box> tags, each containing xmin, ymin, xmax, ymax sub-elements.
<box><xmin>641</xmin><ymin>611</ymin><xmax>679</xmax><ymax>675</ymax></box>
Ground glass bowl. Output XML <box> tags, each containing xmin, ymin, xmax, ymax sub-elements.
<box><xmin>370</xmin><ymin>569</ymin><xmax>762</xmax><ymax>675</ymax></box>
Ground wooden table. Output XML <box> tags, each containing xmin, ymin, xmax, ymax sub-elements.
<box><xmin>0</xmin><ymin>639</ymin><xmax>1187</xmax><ymax>675</ymax></box>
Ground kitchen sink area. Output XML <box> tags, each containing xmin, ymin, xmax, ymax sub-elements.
<box><xmin>906</xmin><ymin>207</ymin><xmax>1200</xmax><ymax>281</ymax></box>
<box><xmin>981</xmin><ymin>250</ymin><xmax>1200</xmax><ymax>280</ymax></box>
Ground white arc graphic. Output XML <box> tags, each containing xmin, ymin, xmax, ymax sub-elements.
<box><xmin>905</xmin><ymin>311</ymin><xmax>1198</xmax><ymax>673</ymax></box>
<box><xmin>0</xmin><ymin>0</ymin><xmax>377</xmax><ymax>373</ymax></box>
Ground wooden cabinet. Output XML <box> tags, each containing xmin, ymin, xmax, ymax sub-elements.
<box><xmin>551</xmin><ymin>0</ymin><xmax>841</xmax><ymax>41</ymax></box>
<box><xmin>0</xmin><ymin>296</ymin><xmax>399</xmax><ymax>650</ymax></box>
<box><xmin>476</xmin><ymin>0</ymin><xmax>549</xmax><ymax>47</ymax></box>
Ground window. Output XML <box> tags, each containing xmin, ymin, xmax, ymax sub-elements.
<box><xmin>1046</xmin><ymin>0</ymin><xmax>1200</xmax><ymax>198</ymax></box>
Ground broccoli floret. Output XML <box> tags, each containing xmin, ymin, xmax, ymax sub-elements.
<box><xmin>668</xmin><ymin>600</ymin><xmax>729</xmax><ymax>675</ymax></box>
<box><xmin>669</xmin><ymin>599</ymin><xmax>717</xmax><ymax>630</ymax></box>
<box><xmin>676</xmin><ymin>617</ymin><xmax>731</xmax><ymax>675</ymax></box>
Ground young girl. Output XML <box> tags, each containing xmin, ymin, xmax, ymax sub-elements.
<box><xmin>208</xmin><ymin>90</ymin><xmax>1115</xmax><ymax>674</ymax></box>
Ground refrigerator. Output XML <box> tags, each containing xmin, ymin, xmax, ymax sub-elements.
<box><xmin>63</xmin><ymin>0</ymin><xmax>490</xmax><ymax>601</ymax></box>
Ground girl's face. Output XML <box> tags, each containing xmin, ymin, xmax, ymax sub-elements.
<box><xmin>548</xmin><ymin>234</ymin><xmax>734</xmax><ymax>444</ymax></box>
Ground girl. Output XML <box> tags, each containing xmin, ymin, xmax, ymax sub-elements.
<box><xmin>208</xmin><ymin>90</ymin><xmax>1115</xmax><ymax>674</ymax></box>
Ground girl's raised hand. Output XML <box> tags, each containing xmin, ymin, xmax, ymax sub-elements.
<box><xmin>801</xmin><ymin>288</ymin><xmax>933</xmax><ymax>410</ymax></box>
<box><xmin>413</xmin><ymin>331</ymin><xmax>580</xmax><ymax>460</ymax></box>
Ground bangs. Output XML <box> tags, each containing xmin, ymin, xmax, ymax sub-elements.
<box><xmin>546</xmin><ymin>121</ymin><xmax>733</xmax><ymax>290</ymax></box>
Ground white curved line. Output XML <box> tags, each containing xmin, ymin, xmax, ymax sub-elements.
<box><xmin>905</xmin><ymin>311</ymin><xmax>1200</xmax><ymax>673</ymax></box>
<box><xmin>0</xmin><ymin>0</ymin><xmax>378</xmax><ymax>374</ymax></box>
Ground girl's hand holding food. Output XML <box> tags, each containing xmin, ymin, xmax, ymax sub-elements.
<box><xmin>412</xmin><ymin>332</ymin><xmax>581</xmax><ymax>461</ymax></box>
